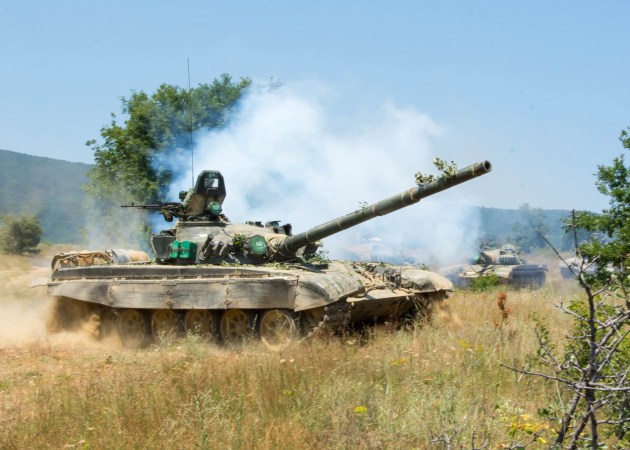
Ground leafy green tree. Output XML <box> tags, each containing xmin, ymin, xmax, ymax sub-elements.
<box><xmin>571</xmin><ymin>128</ymin><xmax>630</xmax><ymax>286</ymax></box>
<box><xmin>510</xmin><ymin>203</ymin><xmax>549</xmax><ymax>253</ymax></box>
<box><xmin>83</xmin><ymin>74</ymin><xmax>251</xmax><ymax>247</ymax></box>
<box><xmin>0</xmin><ymin>214</ymin><xmax>43</xmax><ymax>254</ymax></box>
<box><xmin>509</xmin><ymin>128</ymin><xmax>630</xmax><ymax>449</ymax></box>
<box><xmin>564</xmin><ymin>127</ymin><xmax>630</xmax><ymax>446</ymax></box>
<box><xmin>87</xmin><ymin>74</ymin><xmax>251</xmax><ymax>205</ymax></box>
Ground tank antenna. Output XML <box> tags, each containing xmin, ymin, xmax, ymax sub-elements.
<box><xmin>187</xmin><ymin>58</ymin><xmax>194</xmax><ymax>186</ymax></box>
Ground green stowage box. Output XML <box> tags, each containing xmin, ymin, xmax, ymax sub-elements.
<box><xmin>169</xmin><ymin>241</ymin><xmax>197</xmax><ymax>260</ymax></box>
<box><xmin>169</xmin><ymin>241</ymin><xmax>181</xmax><ymax>259</ymax></box>
<box><xmin>179</xmin><ymin>241</ymin><xmax>197</xmax><ymax>259</ymax></box>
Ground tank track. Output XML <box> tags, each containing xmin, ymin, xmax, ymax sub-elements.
<box><xmin>304</xmin><ymin>300</ymin><xmax>352</xmax><ymax>338</ymax></box>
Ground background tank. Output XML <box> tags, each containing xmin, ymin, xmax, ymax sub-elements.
<box><xmin>47</xmin><ymin>161</ymin><xmax>492</xmax><ymax>350</ymax></box>
<box><xmin>440</xmin><ymin>244</ymin><xmax>548</xmax><ymax>289</ymax></box>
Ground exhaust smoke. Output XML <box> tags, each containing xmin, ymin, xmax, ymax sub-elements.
<box><xmin>163</xmin><ymin>82</ymin><xmax>484</xmax><ymax>268</ymax></box>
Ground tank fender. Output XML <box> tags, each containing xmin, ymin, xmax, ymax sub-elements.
<box><xmin>48</xmin><ymin>276</ymin><xmax>300</xmax><ymax>310</ymax></box>
<box><xmin>47</xmin><ymin>281</ymin><xmax>112</xmax><ymax>306</ymax></box>
<box><xmin>294</xmin><ymin>272</ymin><xmax>365</xmax><ymax>312</ymax></box>
<box><xmin>400</xmin><ymin>268</ymin><xmax>454</xmax><ymax>292</ymax></box>
<box><xmin>511</xmin><ymin>264</ymin><xmax>548</xmax><ymax>273</ymax></box>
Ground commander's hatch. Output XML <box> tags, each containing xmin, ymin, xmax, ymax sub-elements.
<box><xmin>183</xmin><ymin>170</ymin><xmax>226</xmax><ymax>216</ymax></box>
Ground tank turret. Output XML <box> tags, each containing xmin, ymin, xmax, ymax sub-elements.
<box><xmin>144</xmin><ymin>161</ymin><xmax>492</xmax><ymax>266</ymax></box>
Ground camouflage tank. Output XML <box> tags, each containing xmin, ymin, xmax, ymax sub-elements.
<box><xmin>47</xmin><ymin>161</ymin><xmax>492</xmax><ymax>350</ymax></box>
<box><xmin>440</xmin><ymin>244</ymin><xmax>547</xmax><ymax>288</ymax></box>
<box><xmin>559</xmin><ymin>256</ymin><xmax>582</xmax><ymax>280</ymax></box>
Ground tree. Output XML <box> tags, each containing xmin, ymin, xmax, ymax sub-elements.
<box><xmin>0</xmin><ymin>214</ymin><xmax>43</xmax><ymax>254</ymax></box>
<box><xmin>83</xmin><ymin>74</ymin><xmax>251</xmax><ymax>247</ymax></box>
<box><xmin>507</xmin><ymin>128</ymin><xmax>630</xmax><ymax>449</ymax></box>
<box><xmin>572</xmin><ymin>128</ymin><xmax>630</xmax><ymax>285</ymax></box>
<box><xmin>87</xmin><ymin>74</ymin><xmax>251</xmax><ymax>205</ymax></box>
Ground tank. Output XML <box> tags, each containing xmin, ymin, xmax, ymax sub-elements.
<box><xmin>559</xmin><ymin>256</ymin><xmax>582</xmax><ymax>279</ymax></box>
<box><xmin>440</xmin><ymin>244</ymin><xmax>548</xmax><ymax>289</ymax></box>
<box><xmin>47</xmin><ymin>160</ymin><xmax>492</xmax><ymax>350</ymax></box>
<box><xmin>559</xmin><ymin>255</ymin><xmax>612</xmax><ymax>280</ymax></box>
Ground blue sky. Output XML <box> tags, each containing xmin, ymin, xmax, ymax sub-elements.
<box><xmin>2</xmin><ymin>1</ymin><xmax>629</xmax><ymax>212</ymax></box>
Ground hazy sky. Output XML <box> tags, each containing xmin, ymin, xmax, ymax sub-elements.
<box><xmin>2</xmin><ymin>1</ymin><xmax>629</xmax><ymax>213</ymax></box>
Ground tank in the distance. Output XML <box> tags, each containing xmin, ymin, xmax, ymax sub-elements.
<box><xmin>439</xmin><ymin>244</ymin><xmax>548</xmax><ymax>289</ymax></box>
<box><xmin>47</xmin><ymin>161</ymin><xmax>492</xmax><ymax>350</ymax></box>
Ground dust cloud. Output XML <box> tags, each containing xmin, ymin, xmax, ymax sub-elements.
<box><xmin>0</xmin><ymin>255</ymin><xmax>49</xmax><ymax>346</ymax></box>
<box><xmin>165</xmin><ymin>82</ymin><xmax>484</xmax><ymax>267</ymax></box>
<box><xmin>0</xmin><ymin>294</ymin><xmax>48</xmax><ymax>346</ymax></box>
<box><xmin>0</xmin><ymin>255</ymin><xmax>106</xmax><ymax>349</ymax></box>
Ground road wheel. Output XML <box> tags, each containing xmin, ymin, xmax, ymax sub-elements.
<box><xmin>259</xmin><ymin>309</ymin><xmax>299</xmax><ymax>351</ymax></box>
<box><xmin>150</xmin><ymin>309</ymin><xmax>179</xmax><ymax>343</ymax></box>
<box><xmin>118</xmin><ymin>309</ymin><xmax>148</xmax><ymax>348</ymax></box>
<box><xmin>183</xmin><ymin>309</ymin><xmax>217</xmax><ymax>339</ymax></box>
<box><xmin>219</xmin><ymin>309</ymin><xmax>255</xmax><ymax>345</ymax></box>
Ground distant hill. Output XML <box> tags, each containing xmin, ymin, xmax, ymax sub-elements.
<box><xmin>0</xmin><ymin>149</ymin><xmax>91</xmax><ymax>243</ymax></box>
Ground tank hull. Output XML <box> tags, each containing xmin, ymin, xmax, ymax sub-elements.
<box><xmin>441</xmin><ymin>263</ymin><xmax>547</xmax><ymax>289</ymax></box>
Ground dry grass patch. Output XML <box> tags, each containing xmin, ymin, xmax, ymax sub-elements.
<box><xmin>0</xmin><ymin>255</ymin><xmax>588</xmax><ymax>448</ymax></box>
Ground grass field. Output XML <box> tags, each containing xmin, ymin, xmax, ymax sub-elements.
<box><xmin>0</xmin><ymin>252</ymin><xmax>588</xmax><ymax>449</ymax></box>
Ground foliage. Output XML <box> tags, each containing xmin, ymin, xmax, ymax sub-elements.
<box><xmin>415</xmin><ymin>157</ymin><xmax>458</xmax><ymax>185</ymax></box>
<box><xmin>511</xmin><ymin>203</ymin><xmax>549</xmax><ymax>253</ymax></box>
<box><xmin>468</xmin><ymin>273</ymin><xmax>500</xmax><ymax>292</ymax></box>
<box><xmin>86</xmin><ymin>74</ymin><xmax>251</xmax><ymax>205</ymax></box>
<box><xmin>512</xmin><ymin>127</ymin><xmax>630</xmax><ymax>449</ymax></box>
<box><xmin>560</xmin><ymin>130</ymin><xmax>630</xmax><ymax>444</ymax></box>
<box><xmin>230</xmin><ymin>233</ymin><xmax>247</xmax><ymax>254</ymax></box>
<box><xmin>567</xmin><ymin>299</ymin><xmax>630</xmax><ymax>443</ymax></box>
<box><xmin>0</xmin><ymin>214</ymin><xmax>43</xmax><ymax>254</ymax></box>
<box><xmin>356</xmin><ymin>201</ymin><xmax>369</xmax><ymax>211</ymax></box>
<box><xmin>304</xmin><ymin>242</ymin><xmax>330</xmax><ymax>263</ymax></box>
<box><xmin>568</xmin><ymin>129</ymin><xmax>630</xmax><ymax>288</ymax></box>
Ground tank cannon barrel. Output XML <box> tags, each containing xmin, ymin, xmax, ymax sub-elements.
<box><xmin>282</xmin><ymin>160</ymin><xmax>492</xmax><ymax>254</ymax></box>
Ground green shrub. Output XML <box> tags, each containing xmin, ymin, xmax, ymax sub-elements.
<box><xmin>469</xmin><ymin>274</ymin><xmax>500</xmax><ymax>292</ymax></box>
<box><xmin>0</xmin><ymin>214</ymin><xmax>43</xmax><ymax>254</ymax></box>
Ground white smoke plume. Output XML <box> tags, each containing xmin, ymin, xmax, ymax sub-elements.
<box><xmin>164</xmin><ymin>82</ymin><xmax>483</xmax><ymax>268</ymax></box>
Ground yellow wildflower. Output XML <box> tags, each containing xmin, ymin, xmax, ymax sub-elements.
<box><xmin>391</xmin><ymin>357</ymin><xmax>409</xmax><ymax>366</ymax></box>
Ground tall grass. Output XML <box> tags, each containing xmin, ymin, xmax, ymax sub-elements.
<box><xmin>0</xmin><ymin>257</ymin><xmax>585</xmax><ymax>450</ymax></box>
